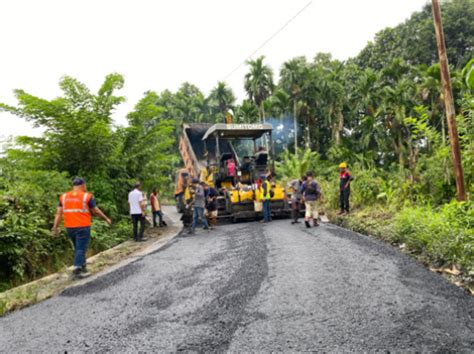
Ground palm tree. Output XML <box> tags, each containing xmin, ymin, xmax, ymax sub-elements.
<box><xmin>235</xmin><ymin>100</ymin><xmax>259</xmax><ymax>123</ymax></box>
<box><xmin>270</xmin><ymin>89</ymin><xmax>291</xmax><ymax>122</ymax></box>
<box><xmin>208</xmin><ymin>81</ymin><xmax>236</xmax><ymax>123</ymax></box>
<box><xmin>378</xmin><ymin>76</ymin><xmax>416</xmax><ymax>169</ymax></box>
<box><xmin>418</xmin><ymin>64</ymin><xmax>446</xmax><ymax>144</ymax></box>
<box><xmin>244</xmin><ymin>56</ymin><xmax>274</xmax><ymax>123</ymax></box>
<box><xmin>279</xmin><ymin>57</ymin><xmax>308</xmax><ymax>152</ymax></box>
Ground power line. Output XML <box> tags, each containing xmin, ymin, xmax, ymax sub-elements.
<box><xmin>223</xmin><ymin>1</ymin><xmax>312</xmax><ymax>81</ymax></box>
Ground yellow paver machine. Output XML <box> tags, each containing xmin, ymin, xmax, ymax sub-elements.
<box><xmin>175</xmin><ymin>123</ymin><xmax>290</xmax><ymax>222</ymax></box>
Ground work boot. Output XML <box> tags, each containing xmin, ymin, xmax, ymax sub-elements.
<box><xmin>313</xmin><ymin>219</ymin><xmax>320</xmax><ymax>227</ymax></box>
<box><xmin>80</xmin><ymin>265</ymin><xmax>90</xmax><ymax>278</ymax></box>
<box><xmin>71</xmin><ymin>267</ymin><xmax>81</xmax><ymax>279</ymax></box>
<box><xmin>305</xmin><ymin>220</ymin><xmax>311</xmax><ymax>228</ymax></box>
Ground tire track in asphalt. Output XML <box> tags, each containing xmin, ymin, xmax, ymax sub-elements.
<box><xmin>176</xmin><ymin>223</ymin><xmax>269</xmax><ymax>352</ymax></box>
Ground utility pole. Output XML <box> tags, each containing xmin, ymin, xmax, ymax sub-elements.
<box><xmin>431</xmin><ymin>0</ymin><xmax>466</xmax><ymax>201</ymax></box>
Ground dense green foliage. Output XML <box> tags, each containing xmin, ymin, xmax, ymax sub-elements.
<box><xmin>0</xmin><ymin>0</ymin><xmax>473</xmax><ymax>290</ymax></box>
<box><xmin>395</xmin><ymin>201</ymin><xmax>473</xmax><ymax>271</ymax></box>
<box><xmin>0</xmin><ymin>75</ymin><xmax>176</xmax><ymax>290</ymax></box>
<box><xmin>355</xmin><ymin>0</ymin><xmax>474</xmax><ymax>70</ymax></box>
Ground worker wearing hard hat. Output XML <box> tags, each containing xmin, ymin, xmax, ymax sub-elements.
<box><xmin>338</xmin><ymin>162</ymin><xmax>354</xmax><ymax>215</ymax></box>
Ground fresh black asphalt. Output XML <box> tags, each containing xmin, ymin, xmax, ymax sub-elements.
<box><xmin>1</xmin><ymin>220</ymin><xmax>473</xmax><ymax>352</ymax></box>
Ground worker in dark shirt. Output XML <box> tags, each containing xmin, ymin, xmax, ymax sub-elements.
<box><xmin>204</xmin><ymin>184</ymin><xmax>218</xmax><ymax>229</ymax></box>
<box><xmin>300</xmin><ymin>171</ymin><xmax>321</xmax><ymax>228</ymax></box>
<box><xmin>338</xmin><ymin>162</ymin><xmax>354</xmax><ymax>215</ymax></box>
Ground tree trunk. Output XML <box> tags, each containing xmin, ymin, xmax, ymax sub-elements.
<box><xmin>293</xmin><ymin>99</ymin><xmax>298</xmax><ymax>154</ymax></box>
<box><xmin>398</xmin><ymin>133</ymin><xmax>404</xmax><ymax>171</ymax></box>
<box><xmin>334</xmin><ymin>109</ymin><xmax>344</xmax><ymax>146</ymax></box>
<box><xmin>441</xmin><ymin>111</ymin><xmax>446</xmax><ymax>144</ymax></box>
<box><xmin>305</xmin><ymin>115</ymin><xmax>311</xmax><ymax>149</ymax></box>
<box><xmin>407</xmin><ymin>135</ymin><xmax>415</xmax><ymax>183</ymax></box>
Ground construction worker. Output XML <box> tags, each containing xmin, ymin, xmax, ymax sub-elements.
<box><xmin>227</xmin><ymin>159</ymin><xmax>236</xmax><ymax>185</ymax></box>
<box><xmin>129</xmin><ymin>182</ymin><xmax>146</xmax><ymax>242</ymax></box>
<box><xmin>175</xmin><ymin>170</ymin><xmax>189</xmax><ymax>213</ymax></box>
<box><xmin>51</xmin><ymin>177</ymin><xmax>112</xmax><ymax>279</ymax></box>
<box><xmin>260</xmin><ymin>175</ymin><xmax>272</xmax><ymax>223</ymax></box>
<box><xmin>181</xmin><ymin>182</ymin><xmax>194</xmax><ymax>228</ymax></box>
<box><xmin>290</xmin><ymin>175</ymin><xmax>306</xmax><ymax>225</ymax></box>
<box><xmin>200</xmin><ymin>164</ymin><xmax>214</xmax><ymax>186</ymax></box>
<box><xmin>150</xmin><ymin>187</ymin><xmax>167</xmax><ymax>227</ymax></box>
<box><xmin>204</xmin><ymin>183</ymin><xmax>218</xmax><ymax>229</ymax></box>
<box><xmin>338</xmin><ymin>162</ymin><xmax>354</xmax><ymax>215</ymax></box>
<box><xmin>255</xmin><ymin>146</ymin><xmax>268</xmax><ymax>162</ymax></box>
<box><xmin>189</xmin><ymin>179</ymin><xmax>210</xmax><ymax>234</ymax></box>
<box><xmin>301</xmin><ymin>171</ymin><xmax>321</xmax><ymax>228</ymax></box>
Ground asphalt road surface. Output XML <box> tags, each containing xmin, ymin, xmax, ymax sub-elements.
<box><xmin>1</xmin><ymin>220</ymin><xmax>473</xmax><ymax>352</ymax></box>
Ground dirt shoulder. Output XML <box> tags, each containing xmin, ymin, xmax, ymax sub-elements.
<box><xmin>0</xmin><ymin>206</ymin><xmax>182</xmax><ymax>316</ymax></box>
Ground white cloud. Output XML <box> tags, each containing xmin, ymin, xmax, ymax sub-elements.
<box><xmin>0</xmin><ymin>0</ymin><xmax>428</xmax><ymax>137</ymax></box>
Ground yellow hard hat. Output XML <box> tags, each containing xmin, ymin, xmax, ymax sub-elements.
<box><xmin>339</xmin><ymin>162</ymin><xmax>347</xmax><ymax>168</ymax></box>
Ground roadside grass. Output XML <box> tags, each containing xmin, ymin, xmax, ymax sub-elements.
<box><xmin>0</xmin><ymin>225</ymin><xmax>179</xmax><ymax>317</ymax></box>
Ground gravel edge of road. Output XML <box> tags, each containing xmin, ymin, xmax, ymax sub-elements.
<box><xmin>0</xmin><ymin>213</ymin><xmax>183</xmax><ymax>317</ymax></box>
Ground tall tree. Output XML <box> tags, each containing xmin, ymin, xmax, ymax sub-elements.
<box><xmin>123</xmin><ymin>91</ymin><xmax>176</xmax><ymax>188</ymax></box>
<box><xmin>244</xmin><ymin>56</ymin><xmax>274</xmax><ymax>123</ymax></box>
<box><xmin>279</xmin><ymin>56</ymin><xmax>308</xmax><ymax>152</ymax></box>
<box><xmin>0</xmin><ymin>74</ymin><xmax>125</xmax><ymax>177</ymax></box>
<box><xmin>208</xmin><ymin>81</ymin><xmax>236</xmax><ymax>123</ymax></box>
<box><xmin>270</xmin><ymin>89</ymin><xmax>291</xmax><ymax>122</ymax></box>
<box><xmin>355</xmin><ymin>0</ymin><xmax>474</xmax><ymax>70</ymax></box>
<box><xmin>235</xmin><ymin>100</ymin><xmax>259</xmax><ymax>123</ymax></box>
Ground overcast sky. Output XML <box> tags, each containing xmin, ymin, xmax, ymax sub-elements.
<box><xmin>0</xmin><ymin>0</ymin><xmax>429</xmax><ymax>137</ymax></box>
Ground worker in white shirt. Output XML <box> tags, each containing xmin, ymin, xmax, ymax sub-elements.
<box><xmin>128</xmin><ymin>182</ymin><xmax>146</xmax><ymax>242</ymax></box>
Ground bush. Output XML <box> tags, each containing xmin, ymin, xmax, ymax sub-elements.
<box><xmin>395</xmin><ymin>200</ymin><xmax>474</xmax><ymax>272</ymax></box>
<box><xmin>0</xmin><ymin>169</ymin><xmax>72</xmax><ymax>286</ymax></box>
<box><xmin>89</xmin><ymin>218</ymin><xmax>131</xmax><ymax>253</ymax></box>
<box><xmin>0</xmin><ymin>164</ymin><xmax>134</xmax><ymax>290</ymax></box>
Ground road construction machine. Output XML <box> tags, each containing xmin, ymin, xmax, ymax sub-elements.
<box><xmin>175</xmin><ymin>123</ymin><xmax>290</xmax><ymax>221</ymax></box>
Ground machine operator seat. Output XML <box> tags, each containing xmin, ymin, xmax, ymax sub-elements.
<box><xmin>254</xmin><ymin>151</ymin><xmax>268</xmax><ymax>167</ymax></box>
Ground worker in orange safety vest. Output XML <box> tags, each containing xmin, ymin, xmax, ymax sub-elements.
<box><xmin>52</xmin><ymin>177</ymin><xmax>112</xmax><ymax>279</ymax></box>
